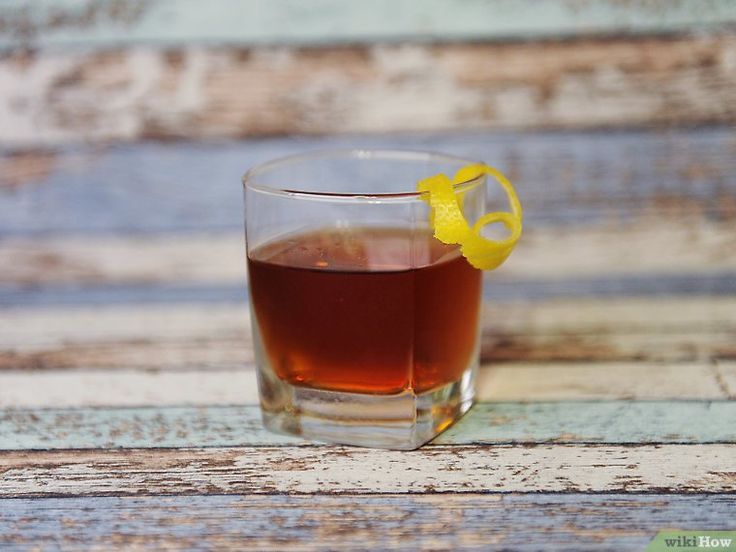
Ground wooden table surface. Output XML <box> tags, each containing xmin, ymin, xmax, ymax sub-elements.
<box><xmin>1</xmin><ymin>128</ymin><xmax>735</xmax><ymax>550</ymax></box>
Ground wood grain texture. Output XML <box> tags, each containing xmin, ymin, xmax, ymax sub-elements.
<box><xmin>2</xmin><ymin>401</ymin><xmax>735</xmax><ymax>450</ymax></box>
<box><xmin>1</xmin><ymin>444</ymin><xmax>734</xmax><ymax>497</ymax></box>
<box><xmin>1</xmin><ymin>494</ymin><xmax>735</xmax><ymax>551</ymax></box>
<box><xmin>3</xmin><ymin>0</ymin><xmax>735</xmax><ymax>50</ymax></box>
<box><xmin>2</xmin><ymin>36</ymin><xmax>736</xmax><ymax>146</ymax></box>
<box><xmin>2</xmin><ymin>129</ymin><xmax>734</xmax><ymax>231</ymax></box>
<box><xmin>2</xmin><ymin>296</ymin><xmax>734</xmax><ymax>371</ymax></box>
<box><xmin>0</xmin><ymin>362</ymin><xmax>726</xmax><ymax>409</ymax></box>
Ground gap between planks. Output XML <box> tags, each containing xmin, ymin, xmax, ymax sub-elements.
<box><xmin>1</xmin><ymin>494</ymin><xmax>735</xmax><ymax>551</ymax></box>
<box><xmin>0</xmin><ymin>362</ymin><xmax>728</xmax><ymax>408</ymax></box>
<box><xmin>1</xmin><ymin>444</ymin><xmax>734</xmax><ymax>496</ymax></box>
<box><xmin>1</xmin><ymin>401</ymin><xmax>735</xmax><ymax>450</ymax></box>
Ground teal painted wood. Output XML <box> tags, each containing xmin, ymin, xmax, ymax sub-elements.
<box><xmin>0</xmin><ymin>494</ymin><xmax>734</xmax><ymax>550</ymax></box>
<box><xmin>1</xmin><ymin>0</ymin><xmax>735</xmax><ymax>50</ymax></box>
<box><xmin>436</xmin><ymin>401</ymin><xmax>736</xmax><ymax>445</ymax></box>
<box><xmin>2</xmin><ymin>401</ymin><xmax>735</xmax><ymax>450</ymax></box>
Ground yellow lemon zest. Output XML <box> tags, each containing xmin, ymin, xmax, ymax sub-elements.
<box><xmin>417</xmin><ymin>163</ymin><xmax>522</xmax><ymax>270</ymax></box>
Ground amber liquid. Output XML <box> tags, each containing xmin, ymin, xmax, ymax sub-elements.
<box><xmin>247</xmin><ymin>227</ymin><xmax>482</xmax><ymax>394</ymax></box>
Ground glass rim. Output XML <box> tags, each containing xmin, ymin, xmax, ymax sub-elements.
<box><xmin>242</xmin><ymin>148</ymin><xmax>484</xmax><ymax>201</ymax></box>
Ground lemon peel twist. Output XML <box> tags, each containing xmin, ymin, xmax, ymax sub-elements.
<box><xmin>417</xmin><ymin>163</ymin><xmax>523</xmax><ymax>270</ymax></box>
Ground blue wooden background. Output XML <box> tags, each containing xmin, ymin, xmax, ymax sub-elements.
<box><xmin>1</xmin><ymin>1</ymin><xmax>735</xmax><ymax>550</ymax></box>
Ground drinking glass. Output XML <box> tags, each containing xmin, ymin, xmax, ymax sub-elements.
<box><xmin>243</xmin><ymin>149</ymin><xmax>486</xmax><ymax>449</ymax></box>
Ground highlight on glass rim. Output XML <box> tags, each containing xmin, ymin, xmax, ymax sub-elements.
<box><xmin>3</xmin><ymin>0</ymin><xmax>734</xmax><ymax>549</ymax></box>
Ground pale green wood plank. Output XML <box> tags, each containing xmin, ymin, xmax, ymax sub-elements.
<box><xmin>2</xmin><ymin>401</ymin><xmax>734</xmax><ymax>450</ymax></box>
<box><xmin>1</xmin><ymin>494</ymin><xmax>734</xmax><ymax>551</ymax></box>
<box><xmin>1</xmin><ymin>0</ymin><xmax>735</xmax><ymax>50</ymax></box>
<box><xmin>436</xmin><ymin>401</ymin><xmax>736</xmax><ymax>445</ymax></box>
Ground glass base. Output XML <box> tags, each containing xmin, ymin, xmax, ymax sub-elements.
<box><xmin>257</xmin><ymin>362</ymin><xmax>476</xmax><ymax>450</ymax></box>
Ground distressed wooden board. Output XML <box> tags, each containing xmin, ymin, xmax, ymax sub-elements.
<box><xmin>0</xmin><ymin>369</ymin><xmax>257</xmax><ymax>408</ymax></box>
<box><xmin>0</xmin><ymin>233</ymin><xmax>248</xmax><ymax>286</ymax></box>
<box><xmin>3</xmin><ymin>0</ymin><xmax>735</xmax><ymax>51</ymax></box>
<box><xmin>1</xmin><ymin>494</ymin><xmax>735</xmax><ymax>551</ymax></box>
<box><xmin>481</xmin><ymin>296</ymin><xmax>736</xmax><ymax>363</ymax></box>
<box><xmin>2</xmin><ymin>297</ymin><xmax>735</xmax><ymax>370</ymax></box>
<box><xmin>2</xmin><ymin>37</ymin><xmax>736</xmax><ymax>146</ymax></box>
<box><xmin>2</xmin><ymin>401</ymin><xmax>735</xmax><ymax>450</ymax></box>
<box><xmin>0</xmin><ymin>304</ymin><xmax>252</xmax><ymax>353</ymax></box>
<box><xmin>476</xmin><ymin>363</ymin><xmax>728</xmax><ymax>401</ymax></box>
<box><xmin>1</xmin><ymin>444</ymin><xmax>735</xmax><ymax>497</ymax></box>
<box><xmin>2</xmin><ymin>129</ymin><xmax>734</xmax><ymax>230</ymax></box>
<box><xmin>2</xmin><ymin>219</ymin><xmax>736</xmax><ymax>287</ymax></box>
<box><xmin>0</xmin><ymin>362</ymin><xmax>727</xmax><ymax>409</ymax></box>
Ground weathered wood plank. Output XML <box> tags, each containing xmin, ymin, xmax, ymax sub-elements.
<box><xmin>2</xmin><ymin>129</ymin><xmax>734</xmax><ymax>229</ymax></box>
<box><xmin>2</xmin><ymin>220</ymin><xmax>735</xmax><ymax>286</ymax></box>
<box><xmin>1</xmin><ymin>494</ymin><xmax>734</xmax><ymax>551</ymax></box>
<box><xmin>2</xmin><ymin>401</ymin><xmax>735</xmax><ymax>450</ymax></box>
<box><xmin>482</xmin><ymin>296</ymin><xmax>736</xmax><ymax>364</ymax></box>
<box><xmin>0</xmin><ymin>362</ymin><xmax>726</xmax><ymax>409</ymax></box>
<box><xmin>0</xmin><ymin>369</ymin><xmax>257</xmax><ymax>408</ymax></box>
<box><xmin>0</xmin><ymin>304</ymin><xmax>252</xmax><ymax>353</ymax></box>
<box><xmin>4</xmin><ymin>0</ymin><xmax>735</xmax><ymax>51</ymax></box>
<box><xmin>475</xmin><ymin>363</ymin><xmax>726</xmax><ymax>401</ymax></box>
<box><xmin>2</xmin><ymin>38</ymin><xmax>736</xmax><ymax>146</ymax></box>
<box><xmin>1</xmin><ymin>444</ymin><xmax>734</xmax><ymax>496</ymax></box>
<box><xmin>2</xmin><ymin>297</ymin><xmax>734</xmax><ymax>370</ymax></box>
<box><xmin>437</xmin><ymin>401</ymin><xmax>736</xmax><ymax>446</ymax></box>
<box><xmin>0</xmin><ymin>234</ymin><xmax>247</xmax><ymax>286</ymax></box>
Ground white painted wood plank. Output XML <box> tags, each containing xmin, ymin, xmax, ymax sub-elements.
<box><xmin>483</xmin><ymin>297</ymin><xmax>736</xmax><ymax>334</ymax></box>
<box><xmin>0</xmin><ymin>362</ymin><xmax>724</xmax><ymax>408</ymax></box>
<box><xmin>1</xmin><ymin>444</ymin><xmax>734</xmax><ymax>496</ymax></box>
<box><xmin>2</xmin><ymin>298</ymin><xmax>734</xmax><ymax>371</ymax></box>
<box><xmin>477</xmin><ymin>362</ymin><xmax>725</xmax><ymax>401</ymax></box>
<box><xmin>0</xmin><ymin>234</ymin><xmax>246</xmax><ymax>286</ymax></box>
<box><xmin>3</xmin><ymin>297</ymin><xmax>735</xmax><ymax>353</ymax></box>
<box><xmin>0</xmin><ymin>369</ymin><xmax>257</xmax><ymax>408</ymax></box>
<box><xmin>2</xmin><ymin>221</ymin><xmax>735</xmax><ymax>286</ymax></box>
<box><xmin>0</xmin><ymin>305</ymin><xmax>251</xmax><ymax>352</ymax></box>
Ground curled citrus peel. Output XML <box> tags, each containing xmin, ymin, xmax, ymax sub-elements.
<box><xmin>417</xmin><ymin>163</ymin><xmax>522</xmax><ymax>270</ymax></box>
